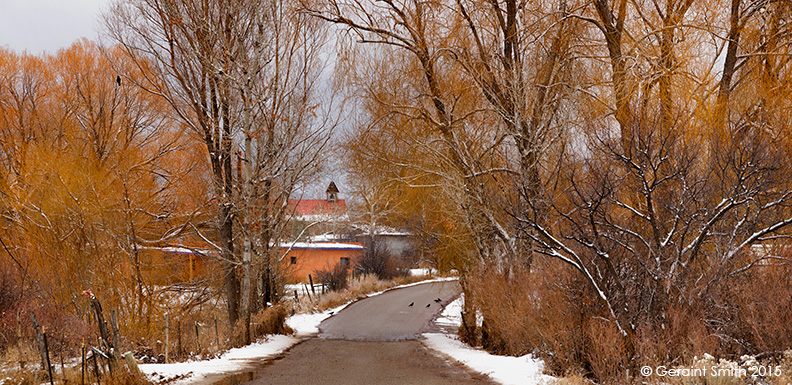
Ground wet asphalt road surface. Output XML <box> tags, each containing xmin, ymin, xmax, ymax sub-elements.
<box><xmin>236</xmin><ymin>280</ymin><xmax>497</xmax><ymax>385</ymax></box>
<box><xmin>318</xmin><ymin>280</ymin><xmax>461</xmax><ymax>340</ymax></box>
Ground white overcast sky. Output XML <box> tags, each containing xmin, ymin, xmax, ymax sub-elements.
<box><xmin>0</xmin><ymin>0</ymin><xmax>108</xmax><ymax>54</ymax></box>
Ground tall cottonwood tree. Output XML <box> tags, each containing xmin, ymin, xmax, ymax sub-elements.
<box><xmin>311</xmin><ymin>0</ymin><xmax>579</xmax><ymax>338</ymax></box>
<box><xmin>512</xmin><ymin>0</ymin><xmax>792</xmax><ymax>375</ymax></box>
<box><xmin>0</xmin><ymin>41</ymin><xmax>192</xmax><ymax>340</ymax></box>
<box><xmin>105</xmin><ymin>0</ymin><xmax>333</xmax><ymax>341</ymax></box>
<box><xmin>328</xmin><ymin>0</ymin><xmax>792</xmax><ymax>378</ymax></box>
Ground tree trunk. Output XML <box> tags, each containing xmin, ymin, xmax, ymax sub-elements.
<box><xmin>220</xmin><ymin>204</ymin><xmax>239</xmax><ymax>328</ymax></box>
<box><xmin>240</xmin><ymin>237</ymin><xmax>252</xmax><ymax>345</ymax></box>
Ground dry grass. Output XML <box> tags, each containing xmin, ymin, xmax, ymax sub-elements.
<box><xmin>316</xmin><ymin>275</ymin><xmax>398</xmax><ymax>311</ymax></box>
<box><xmin>0</xmin><ymin>349</ymin><xmax>152</xmax><ymax>385</ymax></box>
<box><xmin>230</xmin><ymin>304</ymin><xmax>295</xmax><ymax>346</ymax></box>
<box><xmin>584</xmin><ymin>319</ymin><xmax>631</xmax><ymax>384</ymax></box>
<box><xmin>1</xmin><ymin>341</ymin><xmax>39</xmax><ymax>370</ymax></box>
<box><xmin>768</xmin><ymin>351</ymin><xmax>792</xmax><ymax>385</ymax></box>
<box><xmin>553</xmin><ymin>374</ymin><xmax>593</xmax><ymax>385</ymax></box>
<box><xmin>467</xmin><ymin>264</ymin><xmax>588</xmax><ymax>375</ymax></box>
<box><xmin>1</xmin><ymin>273</ymin><xmax>445</xmax><ymax>381</ymax></box>
<box><xmin>466</xmin><ymin>258</ymin><xmax>792</xmax><ymax>384</ymax></box>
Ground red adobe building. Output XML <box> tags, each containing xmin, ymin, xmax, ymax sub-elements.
<box><xmin>282</xmin><ymin>181</ymin><xmax>361</xmax><ymax>282</ymax></box>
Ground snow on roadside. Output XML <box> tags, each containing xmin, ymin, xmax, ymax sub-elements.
<box><xmin>389</xmin><ymin>276</ymin><xmax>457</xmax><ymax>289</ymax></box>
<box><xmin>409</xmin><ymin>267</ymin><xmax>438</xmax><ymax>276</ymax></box>
<box><xmin>423</xmin><ymin>297</ymin><xmax>555</xmax><ymax>385</ymax></box>
<box><xmin>139</xmin><ymin>335</ymin><xmax>299</xmax><ymax>384</ymax></box>
<box><xmin>286</xmin><ymin>304</ymin><xmax>347</xmax><ymax>336</ymax></box>
<box><xmin>139</xmin><ymin>276</ymin><xmax>458</xmax><ymax>384</ymax></box>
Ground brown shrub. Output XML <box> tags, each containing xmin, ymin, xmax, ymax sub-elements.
<box><xmin>467</xmin><ymin>262</ymin><xmax>587</xmax><ymax>376</ymax></box>
<box><xmin>232</xmin><ymin>304</ymin><xmax>294</xmax><ymax>346</ymax></box>
<box><xmin>250</xmin><ymin>304</ymin><xmax>294</xmax><ymax>338</ymax></box>
<box><xmin>584</xmin><ymin>318</ymin><xmax>630</xmax><ymax>384</ymax></box>
<box><xmin>728</xmin><ymin>263</ymin><xmax>792</xmax><ymax>354</ymax></box>
<box><xmin>466</xmin><ymin>257</ymin><xmax>792</xmax><ymax>383</ymax></box>
<box><xmin>634</xmin><ymin>304</ymin><xmax>719</xmax><ymax>369</ymax></box>
<box><xmin>314</xmin><ymin>262</ymin><xmax>350</xmax><ymax>292</ymax></box>
<box><xmin>354</xmin><ymin>238</ymin><xmax>406</xmax><ymax>280</ymax></box>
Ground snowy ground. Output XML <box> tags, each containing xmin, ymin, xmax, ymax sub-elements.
<box><xmin>423</xmin><ymin>296</ymin><xmax>556</xmax><ymax>385</ymax></box>
<box><xmin>138</xmin><ymin>277</ymin><xmax>554</xmax><ymax>385</ymax></box>
<box><xmin>409</xmin><ymin>267</ymin><xmax>438</xmax><ymax>276</ymax></box>
<box><xmin>139</xmin><ymin>301</ymin><xmax>351</xmax><ymax>384</ymax></box>
<box><xmin>139</xmin><ymin>336</ymin><xmax>299</xmax><ymax>384</ymax></box>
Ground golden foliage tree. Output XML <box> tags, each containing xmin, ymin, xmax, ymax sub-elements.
<box><xmin>0</xmin><ymin>40</ymin><xmax>200</xmax><ymax>347</ymax></box>
<box><xmin>325</xmin><ymin>0</ymin><xmax>792</xmax><ymax>380</ymax></box>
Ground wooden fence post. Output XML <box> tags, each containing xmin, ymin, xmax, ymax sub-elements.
<box><xmin>89</xmin><ymin>297</ymin><xmax>111</xmax><ymax>351</ymax></box>
<box><xmin>59</xmin><ymin>346</ymin><xmax>66</xmax><ymax>384</ymax></box>
<box><xmin>110</xmin><ymin>310</ymin><xmax>121</xmax><ymax>363</ymax></box>
<box><xmin>194</xmin><ymin>321</ymin><xmax>200</xmax><ymax>353</ymax></box>
<box><xmin>124</xmin><ymin>351</ymin><xmax>143</xmax><ymax>379</ymax></box>
<box><xmin>91</xmin><ymin>353</ymin><xmax>101</xmax><ymax>385</ymax></box>
<box><xmin>164</xmin><ymin>314</ymin><xmax>169</xmax><ymax>363</ymax></box>
<box><xmin>30</xmin><ymin>312</ymin><xmax>52</xmax><ymax>382</ymax></box>
<box><xmin>177</xmin><ymin>318</ymin><xmax>182</xmax><ymax>357</ymax></box>
<box><xmin>81</xmin><ymin>341</ymin><xmax>86</xmax><ymax>385</ymax></box>
<box><xmin>43</xmin><ymin>328</ymin><xmax>54</xmax><ymax>385</ymax></box>
<box><xmin>214</xmin><ymin>318</ymin><xmax>219</xmax><ymax>348</ymax></box>
<box><xmin>88</xmin><ymin>296</ymin><xmax>118</xmax><ymax>375</ymax></box>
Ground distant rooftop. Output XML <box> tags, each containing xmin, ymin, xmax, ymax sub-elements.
<box><xmin>289</xmin><ymin>199</ymin><xmax>347</xmax><ymax>217</ymax></box>
<box><xmin>279</xmin><ymin>242</ymin><xmax>364</xmax><ymax>250</ymax></box>
<box><xmin>289</xmin><ymin>181</ymin><xmax>347</xmax><ymax>219</ymax></box>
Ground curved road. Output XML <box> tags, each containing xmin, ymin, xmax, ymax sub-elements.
<box><xmin>234</xmin><ymin>280</ymin><xmax>496</xmax><ymax>385</ymax></box>
<box><xmin>319</xmin><ymin>280</ymin><xmax>461</xmax><ymax>340</ymax></box>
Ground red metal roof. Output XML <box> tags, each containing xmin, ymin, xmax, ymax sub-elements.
<box><xmin>289</xmin><ymin>199</ymin><xmax>347</xmax><ymax>217</ymax></box>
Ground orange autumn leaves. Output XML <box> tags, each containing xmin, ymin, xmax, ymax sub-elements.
<box><xmin>0</xmin><ymin>40</ymin><xmax>207</xmax><ymax>334</ymax></box>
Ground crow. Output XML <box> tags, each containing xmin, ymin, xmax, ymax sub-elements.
<box><xmin>409</xmin><ymin>302</ymin><xmax>414</xmax><ymax>307</ymax></box>
<box><xmin>116</xmin><ymin>75</ymin><xmax>121</xmax><ymax>86</ymax></box>
<box><xmin>434</xmin><ymin>298</ymin><xmax>442</xmax><ymax>303</ymax></box>
<box><xmin>328</xmin><ymin>311</ymin><xmax>334</xmax><ymax>315</ymax></box>
<box><xmin>426</xmin><ymin>304</ymin><xmax>431</xmax><ymax>308</ymax></box>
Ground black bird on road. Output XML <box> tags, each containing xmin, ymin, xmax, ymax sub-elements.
<box><xmin>426</xmin><ymin>304</ymin><xmax>431</xmax><ymax>308</ymax></box>
<box><xmin>409</xmin><ymin>302</ymin><xmax>414</xmax><ymax>307</ymax></box>
<box><xmin>434</xmin><ymin>298</ymin><xmax>442</xmax><ymax>303</ymax></box>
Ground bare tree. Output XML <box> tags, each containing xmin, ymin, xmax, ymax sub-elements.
<box><xmin>105</xmin><ymin>0</ymin><xmax>334</xmax><ymax>341</ymax></box>
<box><xmin>518</xmin><ymin>107</ymin><xmax>792</xmax><ymax>365</ymax></box>
<box><xmin>310</xmin><ymin>0</ymin><xmax>580</xmax><ymax>341</ymax></box>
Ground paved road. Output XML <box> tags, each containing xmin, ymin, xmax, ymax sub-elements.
<box><xmin>318</xmin><ymin>280</ymin><xmax>461</xmax><ymax>340</ymax></box>
<box><xmin>237</xmin><ymin>339</ymin><xmax>494</xmax><ymax>385</ymax></box>
<box><xmin>234</xmin><ymin>280</ymin><xmax>497</xmax><ymax>385</ymax></box>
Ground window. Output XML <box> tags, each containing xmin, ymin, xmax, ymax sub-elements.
<box><xmin>290</xmin><ymin>256</ymin><xmax>297</xmax><ymax>265</ymax></box>
<box><xmin>340</xmin><ymin>257</ymin><xmax>350</xmax><ymax>267</ymax></box>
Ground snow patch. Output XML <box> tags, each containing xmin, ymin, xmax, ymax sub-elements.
<box><xmin>279</xmin><ymin>241</ymin><xmax>364</xmax><ymax>250</ymax></box>
<box><xmin>423</xmin><ymin>334</ymin><xmax>554</xmax><ymax>385</ymax></box>
<box><xmin>433</xmin><ymin>295</ymin><xmax>463</xmax><ymax>328</ymax></box>
<box><xmin>287</xmin><ymin>304</ymin><xmax>349</xmax><ymax>336</ymax></box>
<box><xmin>139</xmin><ymin>335</ymin><xmax>299</xmax><ymax>385</ymax></box>
<box><xmin>138</xmin><ymin>277</ymin><xmax>461</xmax><ymax>384</ymax></box>
<box><xmin>424</xmin><ymin>296</ymin><xmax>555</xmax><ymax>385</ymax></box>
<box><xmin>409</xmin><ymin>268</ymin><xmax>438</xmax><ymax>276</ymax></box>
